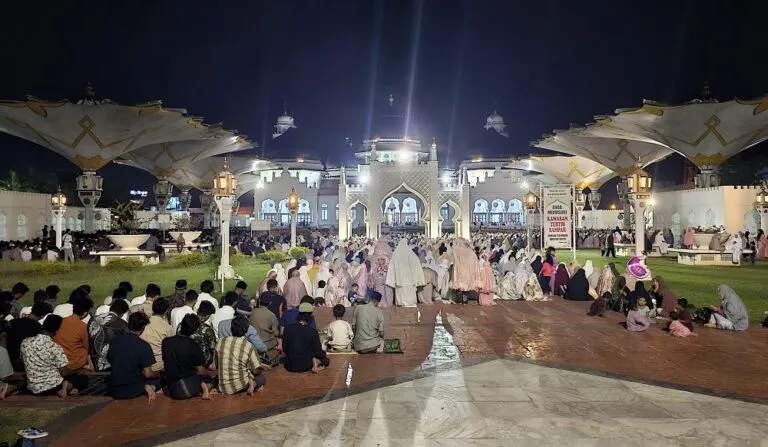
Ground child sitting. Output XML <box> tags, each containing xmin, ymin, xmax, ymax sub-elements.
<box><xmin>668</xmin><ymin>311</ymin><xmax>696</xmax><ymax>338</ymax></box>
<box><xmin>347</xmin><ymin>284</ymin><xmax>365</xmax><ymax>305</ymax></box>
<box><xmin>587</xmin><ymin>292</ymin><xmax>610</xmax><ymax>317</ymax></box>
<box><xmin>636</xmin><ymin>297</ymin><xmax>654</xmax><ymax>322</ymax></box>
<box><xmin>325</xmin><ymin>305</ymin><xmax>354</xmax><ymax>351</ymax></box>
<box><xmin>625</xmin><ymin>301</ymin><xmax>650</xmax><ymax>332</ymax></box>
<box><xmin>675</xmin><ymin>298</ymin><xmax>694</xmax><ymax>332</ymax></box>
<box><xmin>314</xmin><ymin>280</ymin><xmax>327</xmax><ymax>307</ymax></box>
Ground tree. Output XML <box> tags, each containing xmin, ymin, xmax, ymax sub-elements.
<box><xmin>0</xmin><ymin>170</ymin><xmax>36</xmax><ymax>192</ymax></box>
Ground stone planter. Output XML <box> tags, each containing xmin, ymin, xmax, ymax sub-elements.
<box><xmin>169</xmin><ymin>231</ymin><xmax>202</xmax><ymax>244</ymax></box>
<box><xmin>692</xmin><ymin>233</ymin><xmax>715</xmax><ymax>249</ymax></box>
<box><xmin>107</xmin><ymin>234</ymin><xmax>150</xmax><ymax>251</ymax></box>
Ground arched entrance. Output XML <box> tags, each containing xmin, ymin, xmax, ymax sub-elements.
<box><xmin>380</xmin><ymin>189</ymin><xmax>425</xmax><ymax>234</ymax></box>
<box><xmin>473</xmin><ymin>199</ymin><xmax>489</xmax><ymax>224</ymax></box>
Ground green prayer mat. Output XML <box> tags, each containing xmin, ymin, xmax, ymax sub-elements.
<box><xmin>383</xmin><ymin>338</ymin><xmax>403</xmax><ymax>354</ymax></box>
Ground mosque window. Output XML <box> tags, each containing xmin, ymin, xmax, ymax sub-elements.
<box><xmin>0</xmin><ymin>213</ymin><xmax>6</xmax><ymax>240</ymax></box>
<box><xmin>335</xmin><ymin>203</ymin><xmax>339</xmax><ymax>220</ymax></box>
<box><xmin>16</xmin><ymin>214</ymin><xmax>28</xmax><ymax>240</ymax></box>
<box><xmin>321</xmin><ymin>203</ymin><xmax>328</xmax><ymax>221</ymax></box>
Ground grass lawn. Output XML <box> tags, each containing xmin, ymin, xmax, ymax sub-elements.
<box><xmin>0</xmin><ymin>249</ymin><xmax>766</xmax><ymax>322</ymax></box>
<box><xmin>568</xmin><ymin>249</ymin><xmax>768</xmax><ymax>323</ymax></box>
<box><xmin>0</xmin><ymin>259</ymin><xmax>273</xmax><ymax>307</ymax></box>
<box><xmin>0</xmin><ymin>406</ymin><xmax>73</xmax><ymax>444</ymax></box>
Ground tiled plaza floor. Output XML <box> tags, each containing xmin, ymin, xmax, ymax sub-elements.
<box><xmin>161</xmin><ymin>358</ymin><xmax>768</xmax><ymax>446</ymax></box>
<box><xmin>29</xmin><ymin>299</ymin><xmax>768</xmax><ymax>446</ymax></box>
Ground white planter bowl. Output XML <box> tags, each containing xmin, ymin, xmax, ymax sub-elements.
<box><xmin>169</xmin><ymin>231</ymin><xmax>202</xmax><ymax>244</ymax></box>
<box><xmin>692</xmin><ymin>233</ymin><xmax>714</xmax><ymax>249</ymax></box>
<box><xmin>108</xmin><ymin>234</ymin><xmax>150</xmax><ymax>251</ymax></box>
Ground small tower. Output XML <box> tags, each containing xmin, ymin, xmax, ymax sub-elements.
<box><xmin>430</xmin><ymin>137</ymin><xmax>438</xmax><ymax>162</ymax></box>
<box><xmin>370</xmin><ymin>140</ymin><xmax>377</xmax><ymax>163</ymax></box>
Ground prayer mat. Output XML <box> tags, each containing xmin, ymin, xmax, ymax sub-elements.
<box><xmin>383</xmin><ymin>338</ymin><xmax>403</xmax><ymax>354</ymax></box>
<box><xmin>327</xmin><ymin>350</ymin><xmax>357</xmax><ymax>355</ymax></box>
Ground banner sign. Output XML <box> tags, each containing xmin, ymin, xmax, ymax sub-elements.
<box><xmin>543</xmin><ymin>185</ymin><xmax>572</xmax><ymax>249</ymax></box>
<box><xmin>250</xmin><ymin>219</ymin><xmax>271</xmax><ymax>231</ymax></box>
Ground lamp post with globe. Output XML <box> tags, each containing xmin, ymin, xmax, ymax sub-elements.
<box><xmin>626</xmin><ymin>162</ymin><xmax>653</xmax><ymax>257</ymax></box>
<box><xmin>213</xmin><ymin>157</ymin><xmax>237</xmax><ymax>279</ymax></box>
<box><xmin>51</xmin><ymin>186</ymin><xmax>67</xmax><ymax>248</ymax></box>
<box><xmin>524</xmin><ymin>191</ymin><xmax>539</xmax><ymax>250</ymax></box>
<box><xmin>287</xmin><ymin>187</ymin><xmax>300</xmax><ymax>248</ymax></box>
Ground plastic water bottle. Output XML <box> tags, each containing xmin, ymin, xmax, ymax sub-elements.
<box><xmin>345</xmin><ymin>361</ymin><xmax>353</xmax><ymax>387</ymax></box>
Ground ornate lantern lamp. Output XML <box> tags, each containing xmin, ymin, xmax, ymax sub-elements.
<box><xmin>213</xmin><ymin>157</ymin><xmax>237</xmax><ymax>280</ymax></box>
<box><xmin>626</xmin><ymin>162</ymin><xmax>653</xmax><ymax>256</ymax></box>
<box><xmin>213</xmin><ymin>157</ymin><xmax>237</xmax><ymax>197</ymax></box>
<box><xmin>287</xmin><ymin>186</ymin><xmax>300</xmax><ymax>248</ymax></box>
<box><xmin>51</xmin><ymin>186</ymin><xmax>67</xmax><ymax>248</ymax></box>
<box><xmin>523</xmin><ymin>191</ymin><xmax>538</xmax><ymax>250</ymax></box>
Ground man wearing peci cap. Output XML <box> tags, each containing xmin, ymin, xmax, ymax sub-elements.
<box><xmin>352</xmin><ymin>290</ymin><xmax>385</xmax><ymax>354</ymax></box>
<box><xmin>282</xmin><ymin>302</ymin><xmax>329</xmax><ymax>373</ymax></box>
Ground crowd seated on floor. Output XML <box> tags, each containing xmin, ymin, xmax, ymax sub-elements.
<box><xmin>0</xmin><ymin>229</ymin><xmax>764</xmax><ymax>402</ymax></box>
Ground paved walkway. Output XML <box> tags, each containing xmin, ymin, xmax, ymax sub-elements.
<box><xmin>33</xmin><ymin>300</ymin><xmax>768</xmax><ymax>446</ymax></box>
<box><xmin>162</xmin><ymin>358</ymin><xmax>768</xmax><ymax>446</ymax></box>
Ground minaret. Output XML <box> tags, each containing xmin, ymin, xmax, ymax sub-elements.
<box><xmin>460</xmin><ymin>167</ymin><xmax>471</xmax><ymax>239</ymax></box>
<box><xmin>338</xmin><ymin>166</ymin><xmax>348</xmax><ymax>240</ymax></box>
<box><xmin>370</xmin><ymin>140</ymin><xmax>377</xmax><ymax>164</ymax></box>
<box><xmin>430</xmin><ymin>137</ymin><xmax>438</xmax><ymax>162</ymax></box>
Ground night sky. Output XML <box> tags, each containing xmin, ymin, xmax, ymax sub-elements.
<box><xmin>1</xmin><ymin>0</ymin><xmax>767</xmax><ymax>205</ymax></box>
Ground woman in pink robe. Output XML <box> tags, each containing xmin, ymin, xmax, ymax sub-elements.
<box><xmin>325</xmin><ymin>264</ymin><xmax>349</xmax><ymax>307</ymax></box>
<box><xmin>370</xmin><ymin>236</ymin><xmax>394</xmax><ymax>307</ymax></box>
<box><xmin>478</xmin><ymin>256</ymin><xmax>495</xmax><ymax>306</ymax></box>
<box><xmin>683</xmin><ymin>227</ymin><xmax>695</xmax><ymax>249</ymax></box>
<box><xmin>283</xmin><ymin>270</ymin><xmax>308</xmax><ymax>309</ymax></box>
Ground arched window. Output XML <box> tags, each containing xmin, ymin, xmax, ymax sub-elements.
<box><xmin>507</xmin><ymin>199</ymin><xmax>523</xmax><ymax>225</ymax></box>
<box><xmin>321</xmin><ymin>203</ymin><xmax>328</xmax><ymax>221</ymax></box>
<box><xmin>260</xmin><ymin>199</ymin><xmax>277</xmax><ymax>222</ymax></box>
<box><xmin>473</xmin><ymin>199</ymin><xmax>489</xmax><ymax>223</ymax></box>
<box><xmin>384</xmin><ymin>197</ymin><xmax>400</xmax><ymax>225</ymax></box>
<box><xmin>16</xmin><ymin>214</ymin><xmax>28</xmax><ymax>240</ymax></box>
<box><xmin>490</xmin><ymin>199</ymin><xmax>505</xmax><ymax>223</ymax></box>
<box><xmin>0</xmin><ymin>213</ymin><xmax>6</xmax><ymax>241</ymax></box>
<box><xmin>402</xmin><ymin>197</ymin><xmax>418</xmax><ymax>223</ymax></box>
<box><xmin>335</xmin><ymin>203</ymin><xmax>339</xmax><ymax>220</ymax></box>
<box><xmin>704</xmin><ymin>208</ymin><xmax>715</xmax><ymax>228</ymax></box>
<box><xmin>278</xmin><ymin>199</ymin><xmax>290</xmax><ymax>225</ymax></box>
<box><xmin>440</xmin><ymin>204</ymin><xmax>450</xmax><ymax>221</ymax></box>
<box><xmin>298</xmin><ymin>199</ymin><xmax>311</xmax><ymax>224</ymax></box>
<box><xmin>687</xmin><ymin>209</ymin><xmax>698</xmax><ymax>228</ymax></box>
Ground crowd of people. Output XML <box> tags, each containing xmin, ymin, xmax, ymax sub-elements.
<box><xmin>0</xmin><ymin>226</ymin><xmax>760</xmax><ymax>402</ymax></box>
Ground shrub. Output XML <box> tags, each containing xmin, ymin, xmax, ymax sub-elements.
<box><xmin>289</xmin><ymin>247</ymin><xmax>310</xmax><ymax>260</ymax></box>
<box><xmin>31</xmin><ymin>261</ymin><xmax>77</xmax><ymax>275</ymax></box>
<box><xmin>104</xmin><ymin>257</ymin><xmax>144</xmax><ymax>270</ymax></box>
<box><xmin>230</xmin><ymin>252</ymin><xmax>247</xmax><ymax>266</ymax></box>
<box><xmin>171</xmin><ymin>251</ymin><xmax>209</xmax><ymax>267</ymax></box>
<box><xmin>255</xmin><ymin>250</ymin><xmax>291</xmax><ymax>263</ymax></box>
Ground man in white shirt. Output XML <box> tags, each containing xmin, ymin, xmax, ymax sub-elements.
<box><xmin>210</xmin><ymin>292</ymin><xmax>237</xmax><ymax>338</ymax></box>
<box><xmin>169</xmin><ymin>290</ymin><xmax>197</xmax><ymax>333</ymax></box>
<box><xmin>193</xmin><ymin>280</ymin><xmax>218</xmax><ymax>312</ymax></box>
<box><xmin>62</xmin><ymin>230</ymin><xmax>75</xmax><ymax>263</ymax></box>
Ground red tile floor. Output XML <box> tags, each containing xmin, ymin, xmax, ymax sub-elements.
<box><xmin>16</xmin><ymin>300</ymin><xmax>767</xmax><ymax>446</ymax></box>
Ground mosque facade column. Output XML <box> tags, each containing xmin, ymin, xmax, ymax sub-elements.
<box><xmin>338</xmin><ymin>167</ymin><xmax>348</xmax><ymax>240</ymax></box>
<box><xmin>460</xmin><ymin>168</ymin><xmax>471</xmax><ymax>239</ymax></box>
<box><xmin>428</xmin><ymin>140</ymin><xmax>440</xmax><ymax>238</ymax></box>
<box><xmin>367</xmin><ymin>144</ymin><xmax>382</xmax><ymax>239</ymax></box>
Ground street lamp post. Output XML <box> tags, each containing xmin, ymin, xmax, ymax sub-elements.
<box><xmin>626</xmin><ymin>162</ymin><xmax>652</xmax><ymax>257</ymax></box>
<box><xmin>213</xmin><ymin>157</ymin><xmax>237</xmax><ymax>280</ymax></box>
<box><xmin>755</xmin><ymin>182</ymin><xmax>768</xmax><ymax>232</ymax></box>
<box><xmin>51</xmin><ymin>186</ymin><xmax>67</xmax><ymax>248</ymax></box>
<box><xmin>287</xmin><ymin>187</ymin><xmax>300</xmax><ymax>248</ymax></box>
<box><xmin>524</xmin><ymin>191</ymin><xmax>538</xmax><ymax>251</ymax></box>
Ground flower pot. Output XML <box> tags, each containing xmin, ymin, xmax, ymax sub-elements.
<box><xmin>107</xmin><ymin>234</ymin><xmax>150</xmax><ymax>251</ymax></box>
<box><xmin>169</xmin><ymin>231</ymin><xmax>202</xmax><ymax>244</ymax></box>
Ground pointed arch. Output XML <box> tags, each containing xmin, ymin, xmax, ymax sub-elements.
<box><xmin>379</xmin><ymin>182</ymin><xmax>429</xmax><ymax>220</ymax></box>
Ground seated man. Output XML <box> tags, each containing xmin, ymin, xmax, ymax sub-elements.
<box><xmin>249</xmin><ymin>294</ymin><xmax>281</xmax><ymax>362</ymax></box>
<box><xmin>107</xmin><ymin>313</ymin><xmax>162</xmax><ymax>401</ymax></box>
<box><xmin>7</xmin><ymin>302</ymin><xmax>50</xmax><ymax>370</ymax></box>
<box><xmin>281</xmin><ymin>296</ymin><xmax>317</xmax><ymax>330</ymax></box>
<box><xmin>216</xmin><ymin>315</ymin><xmax>270</xmax><ymax>395</ymax></box>
<box><xmin>139</xmin><ymin>298</ymin><xmax>173</xmax><ymax>372</ymax></box>
<box><xmin>283</xmin><ymin>303</ymin><xmax>329</xmax><ymax>373</ymax></box>
<box><xmin>352</xmin><ymin>291</ymin><xmax>384</xmax><ymax>354</ymax></box>
<box><xmin>20</xmin><ymin>315</ymin><xmax>79</xmax><ymax>398</ymax></box>
<box><xmin>325</xmin><ymin>305</ymin><xmax>353</xmax><ymax>351</ymax></box>
<box><xmin>162</xmin><ymin>314</ymin><xmax>217</xmax><ymax>400</ymax></box>
<box><xmin>218</xmin><ymin>301</ymin><xmax>268</xmax><ymax>356</ymax></box>
<box><xmin>53</xmin><ymin>297</ymin><xmax>94</xmax><ymax>394</ymax></box>
<box><xmin>89</xmin><ymin>298</ymin><xmax>130</xmax><ymax>371</ymax></box>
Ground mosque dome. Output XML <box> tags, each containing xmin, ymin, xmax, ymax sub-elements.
<box><xmin>368</xmin><ymin>94</ymin><xmax>420</xmax><ymax>141</ymax></box>
<box><xmin>276</xmin><ymin>113</ymin><xmax>295</xmax><ymax>126</ymax></box>
<box><xmin>485</xmin><ymin>111</ymin><xmax>505</xmax><ymax>128</ymax></box>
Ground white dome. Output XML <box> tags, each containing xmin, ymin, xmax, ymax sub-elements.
<box><xmin>486</xmin><ymin>112</ymin><xmax>504</xmax><ymax>125</ymax></box>
<box><xmin>276</xmin><ymin>114</ymin><xmax>294</xmax><ymax>126</ymax></box>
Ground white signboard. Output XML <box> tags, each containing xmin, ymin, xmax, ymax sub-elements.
<box><xmin>250</xmin><ymin>219</ymin><xmax>271</xmax><ymax>231</ymax></box>
<box><xmin>543</xmin><ymin>185</ymin><xmax>572</xmax><ymax>249</ymax></box>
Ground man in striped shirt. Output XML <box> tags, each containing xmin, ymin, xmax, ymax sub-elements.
<box><xmin>215</xmin><ymin>314</ymin><xmax>269</xmax><ymax>395</ymax></box>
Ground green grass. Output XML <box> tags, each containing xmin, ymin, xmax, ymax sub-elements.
<box><xmin>566</xmin><ymin>249</ymin><xmax>768</xmax><ymax>323</ymax></box>
<box><xmin>1</xmin><ymin>250</ymin><xmax>766</xmax><ymax>323</ymax></box>
<box><xmin>0</xmin><ymin>259</ymin><xmax>272</xmax><ymax>307</ymax></box>
<box><xmin>0</xmin><ymin>406</ymin><xmax>73</xmax><ymax>444</ymax></box>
